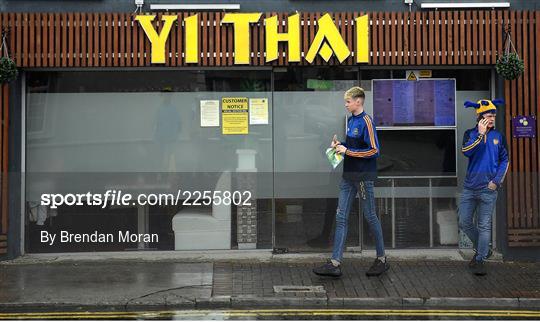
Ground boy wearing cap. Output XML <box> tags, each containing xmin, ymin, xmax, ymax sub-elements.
<box><xmin>313</xmin><ymin>86</ymin><xmax>388</xmax><ymax>278</ymax></box>
<box><xmin>459</xmin><ymin>99</ymin><xmax>509</xmax><ymax>276</ymax></box>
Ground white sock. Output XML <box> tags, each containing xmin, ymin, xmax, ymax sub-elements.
<box><xmin>331</xmin><ymin>259</ymin><xmax>341</xmax><ymax>267</ymax></box>
<box><xmin>378</xmin><ymin>256</ymin><xmax>386</xmax><ymax>263</ymax></box>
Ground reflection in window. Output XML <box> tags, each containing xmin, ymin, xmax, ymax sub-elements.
<box><xmin>378</xmin><ymin>130</ymin><xmax>456</xmax><ymax>177</ymax></box>
<box><xmin>25</xmin><ymin>70</ymin><xmax>273</xmax><ymax>253</ymax></box>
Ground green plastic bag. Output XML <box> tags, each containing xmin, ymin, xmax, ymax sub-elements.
<box><xmin>326</xmin><ymin>148</ymin><xmax>343</xmax><ymax>169</ymax></box>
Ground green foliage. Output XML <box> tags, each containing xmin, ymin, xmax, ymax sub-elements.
<box><xmin>495</xmin><ymin>52</ymin><xmax>524</xmax><ymax>80</ymax></box>
<box><xmin>0</xmin><ymin>56</ymin><xmax>17</xmax><ymax>84</ymax></box>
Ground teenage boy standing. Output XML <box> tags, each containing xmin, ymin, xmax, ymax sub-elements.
<box><xmin>313</xmin><ymin>87</ymin><xmax>388</xmax><ymax>278</ymax></box>
<box><xmin>459</xmin><ymin>99</ymin><xmax>508</xmax><ymax>276</ymax></box>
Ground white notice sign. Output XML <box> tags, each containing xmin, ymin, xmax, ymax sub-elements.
<box><xmin>249</xmin><ymin>98</ymin><xmax>269</xmax><ymax>125</ymax></box>
<box><xmin>200</xmin><ymin>100</ymin><xmax>220</xmax><ymax>127</ymax></box>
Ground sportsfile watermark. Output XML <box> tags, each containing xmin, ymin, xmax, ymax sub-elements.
<box><xmin>40</xmin><ymin>190</ymin><xmax>252</xmax><ymax>209</ymax></box>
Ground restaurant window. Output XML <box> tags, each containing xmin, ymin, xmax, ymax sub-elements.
<box><xmin>25</xmin><ymin>70</ymin><xmax>273</xmax><ymax>252</ymax></box>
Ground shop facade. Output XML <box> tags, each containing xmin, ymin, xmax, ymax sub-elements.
<box><xmin>0</xmin><ymin>0</ymin><xmax>539</xmax><ymax>260</ymax></box>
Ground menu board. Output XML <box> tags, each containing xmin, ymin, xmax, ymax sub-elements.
<box><xmin>373</xmin><ymin>79</ymin><xmax>455</xmax><ymax>126</ymax></box>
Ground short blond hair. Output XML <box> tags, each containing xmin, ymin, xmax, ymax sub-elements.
<box><xmin>344</xmin><ymin>86</ymin><xmax>365</xmax><ymax>100</ymax></box>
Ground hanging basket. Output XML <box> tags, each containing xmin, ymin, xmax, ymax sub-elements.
<box><xmin>0</xmin><ymin>29</ymin><xmax>17</xmax><ymax>84</ymax></box>
<box><xmin>0</xmin><ymin>56</ymin><xmax>17</xmax><ymax>84</ymax></box>
<box><xmin>496</xmin><ymin>28</ymin><xmax>524</xmax><ymax>80</ymax></box>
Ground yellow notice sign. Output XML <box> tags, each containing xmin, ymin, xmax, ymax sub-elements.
<box><xmin>222</xmin><ymin>97</ymin><xmax>249</xmax><ymax>135</ymax></box>
<box><xmin>419</xmin><ymin>70</ymin><xmax>432</xmax><ymax>78</ymax></box>
<box><xmin>407</xmin><ymin>71</ymin><xmax>418</xmax><ymax>81</ymax></box>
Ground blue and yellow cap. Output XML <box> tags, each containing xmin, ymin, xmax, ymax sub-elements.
<box><xmin>464</xmin><ymin>99</ymin><xmax>504</xmax><ymax>116</ymax></box>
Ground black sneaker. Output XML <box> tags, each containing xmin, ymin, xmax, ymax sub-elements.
<box><xmin>469</xmin><ymin>248</ymin><xmax>493</xmax><ymax>268</ymax></box>
<box><xmin>313</xmin><ymin>260</ymin><xmax>342</xmax><ymax>277</ymax></box>
<box><xmin>365</xmin><ymin>258</ymin><xmax>390</xmax><ymax>277</ymax></box>
<box><xmin>470</xmin><ymin>259</ymin><xmax>487</xmax><ymax>276</ymax></box>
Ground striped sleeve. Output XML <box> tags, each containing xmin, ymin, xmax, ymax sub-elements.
<box><xmin>345</xmin><ymin>115</ymin><xmax>380</xmax><ymax>159</ymax></box>
<box><xmin>462</xmin><ymin>129</ymin><xmax>484</xmax><ymax>157</ymax></box>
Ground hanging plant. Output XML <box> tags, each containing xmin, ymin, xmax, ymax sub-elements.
<box><xmin>496</xmin><ymin>52</ymin><xmax>524</xmax><ymax>80</ymax></box>
<box><xmin>495</xmin><ymin>27</ymin><xmax>524</xmax><ymax>80</ymax></box>
<box><xmin>0</xmin><ymin>56</ymin><xmax>17</xmax><ymax>84</ymax></box>
<box><xmin>0</xmin><ymin>29</ymin><xmax>17</xmax><ymax>84</ymax></box>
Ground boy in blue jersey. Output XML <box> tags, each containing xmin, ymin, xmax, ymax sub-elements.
<box><xmin>313</xmin><ymin>87</ymin><xmax>388</xmax><ymax>278</ymax></box>
<box><xmin>459</xmin><ymin>99</ymin><xmax>509</xmax><ymax>276</ymax></box>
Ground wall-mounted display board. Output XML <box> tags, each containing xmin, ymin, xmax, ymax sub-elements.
<box><xmin>373</xmin><ymin>79</ymin><xmax>456</xmax><ymax>127</ymax></box>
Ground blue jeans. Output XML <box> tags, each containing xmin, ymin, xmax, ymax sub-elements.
<box><xmin>331</xmin><ymin>179</ymin><xmax>385</xmax><ymax>262</ymax></box>
<box><xmin>458</xmin><ymin>187</ymin><xmax>498</xmax><ymax>261</ymax></box>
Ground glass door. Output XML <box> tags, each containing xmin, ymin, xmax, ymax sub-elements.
<box><xmin>272</xmin><ymin>67</ymin><xmax>361</xmax><ymax>252</ymax></box>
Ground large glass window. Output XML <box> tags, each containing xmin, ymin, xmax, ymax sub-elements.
<box><xmin>25</xmin><ymin>67</ymin><xmax>492</xmax><ymax>253</ymax></box>
<box><xmin>25</xmin><ymin>70</ymin><xmax>273</xmax><ymax>252</ymax></box>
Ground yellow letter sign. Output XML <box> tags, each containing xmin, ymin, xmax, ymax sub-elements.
<box><xmin>135</xmin><ymin>15</ymin><xmax>177</xmax><ymax>64</ymax></box>
<box><xmin>305</xmin><ymin>13</ymin><xmax>350</xmax><ymax>63</ymax></box>
<box><xmin>355</xmin><ymin>14</ymin><xmax>369</xmax><ymax>63</ymax></box>
<box><xmin>184</xmin><ymin>14</ymin><xmax>199</xmax><ymax>63</ymax></box>
<box><xmin>265</xmin><ymin>14</ymin><xmax>300</xmax><ymax>62</ymax></box>
<box><xmin>137</xmin><ymin>12</ymin><xmax>369</xmax><ymax>65</ymax></box>
<box><xmin>222</xmin><ymin>13</ymin><xmax>262</xmax><ymax>64</ymax></box>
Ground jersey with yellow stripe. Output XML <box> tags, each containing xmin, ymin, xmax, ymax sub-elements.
<box><xmin>462</xmin><ymin>126</ymin><xmax>509</xmax><ymax>190</ymax></box>
<box><xmin>341</xmin><ymin>111</ymin><xmax>380</xmax><ymax>181</ymax></box>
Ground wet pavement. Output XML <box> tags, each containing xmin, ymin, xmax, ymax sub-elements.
<box><xmin>0</xmin><ymin>259</ymin><xmax>539</xmax><ymax>313</ymax></box>
<box><xmin>213</xmin><ymin>260</ymin><xmax>540</xmax><ymax>299</ymax></box>
<box><xmin>0</xmin><ymin>262</ymin><xmax>213</xmax><ymax>307</ymax></box>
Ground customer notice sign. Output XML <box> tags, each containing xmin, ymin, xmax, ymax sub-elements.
<box><xmin>222</xmin><ymin>97</ymin><xmax>249</xmax><ymax>135</ymax></box>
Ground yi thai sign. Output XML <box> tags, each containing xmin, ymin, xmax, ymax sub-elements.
<box><xmin>135</xmin><ymin>13</ymin><xmax>369</xmax><ymax>65</ymax></box>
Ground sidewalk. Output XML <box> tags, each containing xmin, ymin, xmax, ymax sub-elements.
<box><xmin>1</xmin><ymin>255</ymin><xmax>539</xmax><ymax>312</ymax></box>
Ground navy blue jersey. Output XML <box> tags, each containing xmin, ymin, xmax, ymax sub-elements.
<box><xmin>341</xmin><ymin>111</ymin><xmax>380</xmax><ymax>181</ymax></box>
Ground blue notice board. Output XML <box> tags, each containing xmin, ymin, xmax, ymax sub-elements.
<box><xmin>373</xmin><ymin>79</ymin><xmax>456</xmax><ymax>126</ymax></box>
